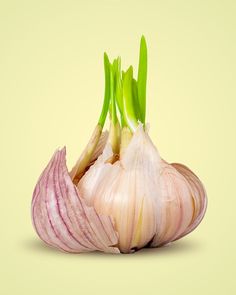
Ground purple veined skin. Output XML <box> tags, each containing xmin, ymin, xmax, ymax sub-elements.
<box><xmin>31</xmin><ymin>124</ymin><xmax>207</xmax><ymax>254</ymax></box>
<box><xmin>31</xmin><ymin>147</ymin><xmax>119</xmax><ymax>254</ymax></box>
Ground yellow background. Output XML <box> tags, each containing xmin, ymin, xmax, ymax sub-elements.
<box><xmin>1</xmin><ymin>0</ymin><xmax>235</xmax><ymax>294</ymax></box>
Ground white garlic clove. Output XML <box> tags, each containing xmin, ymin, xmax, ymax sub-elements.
<box><xmin>150</xmin><ymin>161</ymin><xmax>207</xmax><ymax>247</ymax></box>
<box><xmin>171</xmin><ymin>163</ymin><xmax>207</xmax><ymax>240</ymax></box>
<box><xmin>151</xmin><ymin>161</ymin><xmax>195</xmax><ymax>247</ymax></box>
<box><xmin>78</xmin><ymin>125</ymin><xmax>161</xmax><ymax>253</ymax></box>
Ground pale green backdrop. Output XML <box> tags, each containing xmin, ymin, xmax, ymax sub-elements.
<box><xmin>0</xmin><ymin>0</ymin><xmax>235</xmax><ymax>294</ymax></box>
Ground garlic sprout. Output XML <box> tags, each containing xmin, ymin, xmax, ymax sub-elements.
<box><xmin>31</xmin><ymin>36</ymin><xmax>207</xmax><ymax>254</ymax></box>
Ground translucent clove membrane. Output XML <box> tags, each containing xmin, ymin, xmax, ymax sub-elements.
<box><xmin>31</xmin><ymin>36</ymin><xmax>207</xmax><ymax>254</ymax></box>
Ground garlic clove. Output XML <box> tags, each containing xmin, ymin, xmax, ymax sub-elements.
<box><xmin>32</xmin><ymin>147</ymin><xmax>119</xmax><ymax>253</ymax></box>
<box><xmin>150</xmin><ymin>161</ymin><xmax>195</xmax><ymax>247</ymax></box>
<box><xmin>78</xmin><ymin>124</ymin><xmax>161</xmax><ymax>253</ymax></box>
<box><xmin>171</xmin><ymin>163</ymin><xmax>207</xmax><ymax>240</ymax></box>
<box><xmin>150</xmin><ymin>161</ymin><xmax>207</xmax><ymax>247</ymax></box>
<box><xmin>77</xmin><ymin>143</ymin><xmax>116</xmax><ymax>206</ymax></box>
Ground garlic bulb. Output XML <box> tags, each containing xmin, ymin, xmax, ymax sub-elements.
<box><xmin>31</xmin><ymin>36</ymin><xmax>207</xmax><ymax>254</ymax></box>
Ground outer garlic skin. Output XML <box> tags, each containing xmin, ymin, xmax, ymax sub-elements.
<box><xmin>31</xmin><ymin>147</ymin><xmax>119</xmax><ymax>254</ymax></box>
<box><xmin>78</xmin><ymin>125</ymin><xmax>207</xmax><ymax>253</ymax></box>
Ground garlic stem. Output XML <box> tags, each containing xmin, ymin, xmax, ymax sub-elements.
<box><xmin>113</xmin><ymin>57</ymin><xmax>125</xmax><ymax>127</ymax></box>
<box><xmin>70</xmin><ymin>53</ymin><xmax>111</xmax><ymax>183</ymax></box>
<box><xmin>137</xmin><ymin>35</ymin><xmax>147</xmax><ymax>124</ymax></box>
<box><xmin>98</xmin><ymin>53</ymin><xmax>111</xmax><ymax>128</ymax></box>
<box><xmin>109</xmin><ymin>62</ymin><xmax>118</xmax><ymax>125</ymax></box>
<box><xmin>122</xmin><ymin>66</ymin><xmax>139</xmax><ymax>132</ymax></box>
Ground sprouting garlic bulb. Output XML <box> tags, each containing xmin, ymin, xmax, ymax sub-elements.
<box><xmin>78</xmin><ymin>125</ymin><xmax>207</xmax><ymax>253</ymax></box>
<box><xmin>31</xmin><ymin>36</ymin><xmax>207</xmax><ymax>254</ymax></box>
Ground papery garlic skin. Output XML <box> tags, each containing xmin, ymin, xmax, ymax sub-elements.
<box><xmin>78</xmin><ymin>125</ymin><xmax>161</xmax><ymax>253</ymax></box>
<box><xmin>31</xmin><ymin>148</ymin><xmax>119</xmax><ymax>253</ymax></box>
<box><xmin>78</xmin><ymin>125</ymin><xmax>207</xmax><ymax>253</ymax></box>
